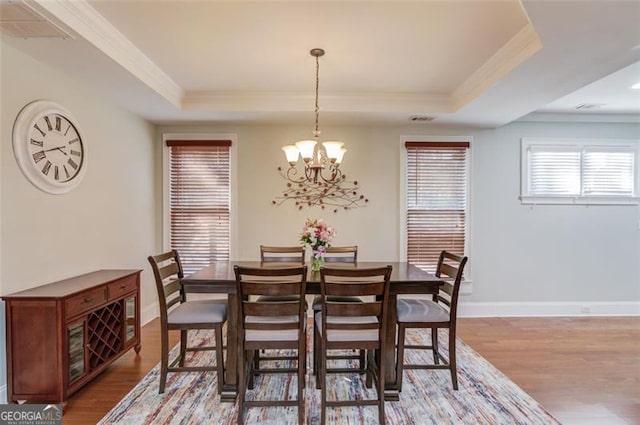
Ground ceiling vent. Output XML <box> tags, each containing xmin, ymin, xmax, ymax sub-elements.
<box><xmin>0</xmin><ymin>1</ymin><xmax>72</xmax><ymax>39</ymax></box>
<box><xmin>574</xmin><ymin>103</ymin><xmax>605</xmax><ymax>110</ymax></box>
<box><xmin>409</xmin><ymin>115</ymin><xmax>436</xmax><ymax>122</ymax></box>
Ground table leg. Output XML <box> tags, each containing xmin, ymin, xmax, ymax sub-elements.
<box><xmin>384</xmin><ymin>293</ymin><xmax>400</xmax><ymax>400</ymax></box>
<box><xmin>221</xmin><ymin>293</ymin><xmax>238</xmax><ymax>402</ymax></box>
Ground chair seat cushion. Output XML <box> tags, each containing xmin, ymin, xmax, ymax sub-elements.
<box><xmin>314</xmin><ymin>313</ymin><xmax>379</xmax><ymax>342</ymax></box>
<box><xmin>311</xmin><ymin>295</ymin><xmax>362</xmax><ymax>310</ymax></box>
<box><xmin>397</xmin><ymin>298</ymin><xmax>450</xmax><ymax>323</ymax></box>
<box><xmin>245</xmin><ymin>315</ymin><xmax>301</xmax><ymax>341</ymax></box>
<box><xmin>168</xmin><ymin>299</ymin><xmax>227</xmax><ymax>325</ymax></box>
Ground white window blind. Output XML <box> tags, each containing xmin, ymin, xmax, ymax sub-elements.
<box><xmin>522</xmin><ymin>138</ymin><xmax>639</xmax><ymax>205</ymax></box>
<box><xmin>528</xmin><ymin>147</ymin><xmax>581</xmax><ymax>196</ymax></box>
<box><xmin>583</xmin><ymin>148</ymin><xmax>635</xmax><ymax>196</ymax></box>
<box><xmin>406</xmin><ymin>141</ymin><xmax>469</xmax><ymax>273</ymax></box>
<box><xmin>167</xmin><ymin>140</ymin><xmax>231</xmax><ymax>275</ymax></box>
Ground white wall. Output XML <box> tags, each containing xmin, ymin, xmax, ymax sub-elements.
<box><xmin>472</xmin><ymin>122</ymin><xmax>640</xmax><ymax>304</ymax></box>
<box><xmin>158</xmin><ymin>121</ymin><xmax>640</xmax><ymax>314</ymax></box>
<box><xmin>0</xmin><ymin>41</ymin><xmax>159</xmax><ymax>400</ymax></box>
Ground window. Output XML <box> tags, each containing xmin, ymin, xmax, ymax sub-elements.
<box><xmin>521</xmin><ymin>138</ymin><xmax>639</xmax><ymax>205</ymax></box>
<box><xmin>405</xmin><ymin>141</ymin><xmax>469</xmax><ymax>273</ymax></box>
<box><xmin>167</xmin><ymin>139</ymin><xmax>231</xmax><ymax>275</ymax></box>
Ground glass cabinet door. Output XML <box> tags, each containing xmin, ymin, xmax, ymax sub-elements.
<box><xmin>124</xmin><ymin>296</ymin><xmax>137</xmax><ymax>343</ymax></box>
<box><xmin>67</xmin><ymin>321</ymin><xmax>85</xmax><ymax>383</ymax></box>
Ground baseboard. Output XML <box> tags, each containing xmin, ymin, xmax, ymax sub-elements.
<box><xmin>0</xmin><ymin>384</ymin><xmax>6</xmax><ymax>404</ymax></box>
<box><xmin>458</xmin><ymin>301</ymin><xmax>640</xmax><ymax>317</ymax></box>
<box><xmin>142</xmin><ymin>298</ymin><xmax>639</xmax><ymax>321</ymax></box>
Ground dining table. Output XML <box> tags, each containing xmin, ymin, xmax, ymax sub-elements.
<box><xmin>181</xmin><ymin>261</ymin><xmax>443</xmax><ymax>402</ymax></box>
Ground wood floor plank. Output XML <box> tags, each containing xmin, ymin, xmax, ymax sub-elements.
<box><xmin>60</xmin><ymin>316</ymin><xmax>640</xmax><ymax>424</ymax></box>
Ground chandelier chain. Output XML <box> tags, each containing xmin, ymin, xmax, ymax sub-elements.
<box><xmin>314</xmin><ymin>53</ymin><xmax>320</xmax><ymax>136</ymax></box>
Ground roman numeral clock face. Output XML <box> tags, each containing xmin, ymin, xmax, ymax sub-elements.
<box><xmin>13</xmin><ymin>100</ymin><xmax>87</xmax><ymax>194</ymax></box>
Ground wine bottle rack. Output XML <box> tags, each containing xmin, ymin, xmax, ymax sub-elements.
<box><xmin>88</xmin><ymin>301</ymin><xmax>123</xmax><ymax>369</ymax></box>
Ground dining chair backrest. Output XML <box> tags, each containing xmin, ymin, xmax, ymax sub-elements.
<box><xmin>434</xmin><ymin>251</ymin><xmax>468</xmax><ymax>319</ymax></box>
<box><xmin>324</xmin><ymin>245</ymin><xmax>358</xmax><ymax>263</ymax></box>
<box><xmin>319</xmin><ymin>266</ymin><xmax>392</xmax><ymax>345</ymax></box>
<box><xmin>148</xmin><ymin>249</ymin><xmax>186</xmax><ymax>320</ymax></box>
<box><xmin>234</xmin><ymin>266</ymin><xmax>308</xmax><ymax>335</ymax></box>
<box><xmin>260</xmin><ymin>245</ymin><xmax>306</xmax><ymax>264</ymax></box>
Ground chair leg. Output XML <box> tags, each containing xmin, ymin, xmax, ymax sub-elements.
<box><xmin>315</xmin><ymin>319</ymin><xmax>322</xmax><ymax>390</ymax></box>
<box><xmin>237</xmin><ymin>346</ymin><xmax>246</xmax><ymax>425</ymax></box>
<box><xmin>298</xmin><ymin>334</ymin><xmax>306</xmax><ymax>425</ymax></box>
<box><xmin>359</xmin><ymin>349</ymin><xmax>366</xmax><ymax>373</ymax></box>
<box><xmin>215</xmin><ymin>325</ymin><xmax>224</xmax><ymax>395</ymax></box>
<box><xmin>395</xmin><ymin>325</ymin><xmax>406</xmax><ymax>393</ymax></box>
<box><xmin>248</xmin><ymin>350</ymin><xmax>255</xmax><ymax>390</ymax></box>
<box><xmin>313</xmin><ymin>313</ymin><xmax>318</xmax><ymax>376</ymax></box>
<box><xmin>320</xmin><ymin>338</ymin><xmax>326</xmax><ymax>425</ymax></box>
<box><xmin>301</xmin><ymin>327</ymin><xmax>307</xmax><ymax>385</ymax></box>
<box><xmin>365</xmin><ymin>350</ymin><xmax>373</xmax><ymax>388</ymax></box>
<box><xmin>179</xmin><ymin>330</ymin><xmax>187</xmax><ymax>367</ymax></box>
<box><xmin>432</xmin><ymin>328</ymin><xmax>440</xmax><ymax>365</ymax></box>
<box><xmin>159</xmin><ymin>328</ymin><xmax>169</xmax><ymax>394</ymax></box>
<box><xmin>377</xmin><ymin>345</ymin><xmax>386</xmax><ymax>425</ymax></box>
<box><xmin>253</xmin><ymin>349</ymin><xmax>261</xmax><ymax>375</ymax></box>
<box><xmin>449</xmin><ymin>328</ymin><xmax>458</xmax><ymax>390</ymax></box>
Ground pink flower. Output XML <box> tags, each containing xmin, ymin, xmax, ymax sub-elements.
<box><xmin>300</xmin><ymin>218</ymin><xmax>336</xmax><ymax>258</ymax></box>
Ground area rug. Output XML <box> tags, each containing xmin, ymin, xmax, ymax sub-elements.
<box><xmin>98</xmin><ymin>329</ymin><xmax>560</xmax><ymax>425</ymax></box>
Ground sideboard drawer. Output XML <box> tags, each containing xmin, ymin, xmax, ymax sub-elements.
<box><xmin>65</xmin><ymin>287</ymin><xmax>107</xmax><ymax>318</ymax></box>
<box><xmin>108</xmin><ymin>275</ymin><xmax>137</xmax><ymax>300</ymax></box>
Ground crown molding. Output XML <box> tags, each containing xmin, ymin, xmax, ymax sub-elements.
<box><xmin>182</xmin><ymin>91</ymin><xmax>451</xmax><ymax>114</ymax></box>
<box><xmin>31</xmin><ymin>0</ymin><xmax>184</xmax><ymax>108</ymax></box>
<box><xmin>450</xmin><ymin>23</ymin><xmax>543</xmax><ymax>111</ymax></box>
<box><xmin>517</xmin><ymin>112</ymin><xmax>640</xmax><ymax>123</ymax></box>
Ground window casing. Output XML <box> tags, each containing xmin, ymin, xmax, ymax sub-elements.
<box><xmin>405</xmin><ymin>141</ymin><xmax>470</xmax><ymax>273</ymax></box>
<box><xmin>167</xmin><ymin>139</ymin><xmax>231</xmax><ymax>275</ymax></box>
<box><xmin>521</xmin><ymin>138</ymin><xmax>639</xmax><ymax>205</ymax></box>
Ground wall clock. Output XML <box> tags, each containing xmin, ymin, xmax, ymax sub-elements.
<box><xmin>12</xmin><ymin>100</ymin><xmax>87</xmax><ymax>194</ymax></box>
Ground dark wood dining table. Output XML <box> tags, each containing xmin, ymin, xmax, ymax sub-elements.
<box><xmin>181</xmin><ymin>261</ymin><xmax>443</xmax><ymax>402</ymax></box>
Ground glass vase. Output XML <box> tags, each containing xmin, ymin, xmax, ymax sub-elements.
<box><xmin>311</xmin><ymin>251</ymin><xmax>324</xmax><ymax>272</ymax></box>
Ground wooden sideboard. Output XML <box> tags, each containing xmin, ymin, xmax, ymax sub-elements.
<box><xmin>2</xmin><ymin>269</ymin><xmax>142</xmax><ymax>404</ymax></box>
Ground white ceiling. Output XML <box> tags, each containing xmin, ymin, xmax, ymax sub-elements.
<box><xmin>1</xmin><ymin>0</ymin><xmax>639</xmax><ymax>128</ymax></box>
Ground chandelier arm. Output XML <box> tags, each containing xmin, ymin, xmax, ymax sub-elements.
<box><xmin>305</xmin><ymin>166</ymin><xmax>316</xmax><ymax>182</ymax></box>
<box><xmin>318</xmin><ymin>166</ymin><xmax>343</xmax><ymax>183</ymax></box>
<box><xmin>282</xmin><ymin>166</ymin><xmax>309</xmax><ymax>184</ymax></box>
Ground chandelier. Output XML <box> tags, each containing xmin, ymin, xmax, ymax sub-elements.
<box><xmin>281</xmin><ymin>48</ymin><xmax>346</xmax><ymax>184</ymax></box>
<box><xmin>274</xmin><ymin>48</ymin><xmax>368</xmax><ymax>212</ymax></box>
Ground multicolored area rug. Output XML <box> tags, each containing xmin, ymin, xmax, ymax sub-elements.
<box><xmin>99</xmin><ymin>330</ymin><xmax>560</xmax><ymax>425</ymax></box>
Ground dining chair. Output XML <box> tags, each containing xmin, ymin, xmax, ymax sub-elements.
<box><xmin>396</xmin><ymin>250</ymin><xmax>468</xmax><ymax>390</ymax></box>
<box><xmin>260</xmin><ymin>245</ymin><xmax>306</xmax><ymax>264</ymax></box>
<box><xmin>323</xmin><ymin>245</ymin><xmax>358</xmax><ymax>263</ymax></box>
<box><xmin>311</xmin><ymin>245</ymin><xmax>364</xmax><ymax>376</ymax></box>
<box><xmin>255</xmin><ymin>245</ymin><xmax>307</xmax><ymax>370</ymax></box>
<box><xmin>147</xmin><ymin>250</ymin><xmax>227</xmax><ymax>394</ymax></box>
<box><xmin>234</xmin><ymin>265</ymin><xmax>307</xmax><ymax>425</ymax></box>
<box><xmin>316</xmin><ymin>265</ymin><xmax>392</xmax><ymax>425</ymax></box>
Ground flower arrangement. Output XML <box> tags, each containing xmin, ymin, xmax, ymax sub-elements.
<box><xmin>300</xmin><ymin>218</ymin><xmax>337</xmax><ymax>271</ymax></box>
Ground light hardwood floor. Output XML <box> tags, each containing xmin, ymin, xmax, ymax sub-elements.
<box><xmin>61</xmin><ymin>316</ymin><xmax>639</xmax><ymax>425</ymax></box>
